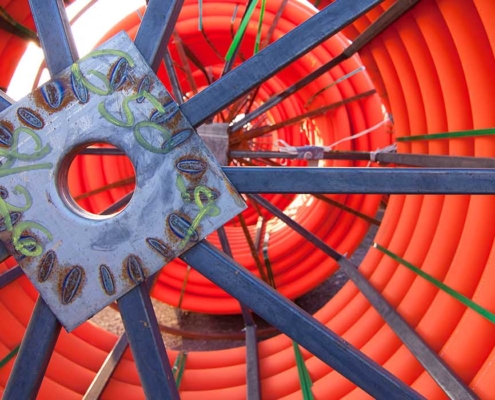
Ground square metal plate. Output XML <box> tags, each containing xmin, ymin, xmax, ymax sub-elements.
<box><xmin>0</xmin><ymin>32</ymin><xmax>246</xmax><ymax>331</ymax></box>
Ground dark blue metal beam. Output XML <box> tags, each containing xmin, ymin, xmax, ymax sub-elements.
<box><xmin>229</xmin><ymin>0</ymin><xmax>419</xmax><ymax>132</ymax></box>
<box><xmin>117</xmin><ymin>283</ymin><xmax>179</xmax><ymax>400</ymax></box>
<box><xmin>180</xmin><ymin>0</ymin><xmax>384</xmax><ymax>127</ymax></box>
<box><xmin>0</xmin><ymin>266</ymin><xmax>23</xmax><ymax>289</ymax></box>
<box><xmin>28</xmin><ymin>0</ymin><xmax>78</xmax><ymax>76</ymax></box>
<box><xmin>223</xmin><ymin>167</ymin><xmax>495</xmax><ymax>194</ymax></box>
<box><xmin>3</xmin><ymin>298</ymin><xmax>62</xmax><ymax>399</ymax></box>
<box><xmin>249</xmin><ymin>194</ymin><xmax>478</xmax><ymax>400</ymax></box>
<box><xmin>134</xmin><ymin>0</ymin><xmax>185</xmax><ymax>72</ymax></box>
<box><xmin>83</xmin><ymin>334</ymin><xmax>129</xmax><ymax>399</ymax></box>
<box><xmin>180</xmin><ymin>241</ymin><xmax>423</xmax><ymax>400</ymax></box>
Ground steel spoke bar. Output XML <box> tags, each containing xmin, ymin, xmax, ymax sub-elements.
<box><xmin>117</xmin><ymin>283</ymin><xmax>179</xmax><ymax>400</ymax></box>
<box><xmin>28</xmin><ymin>0</ymin><xmax>78</xmax><ymax>75</ymax></box>
<box><xmin>249</xmin><ymin>194</ymin><xmax>478</xmax><ymax>400</ymax></box>
<box><xmin>83</xmin><ymin>334</ymin><xmax>129</xmax><ymax>400</ymax></box>
<box><xmin>134</xmin><ymin>0</ymin><xmax>185</xmax><ymax>72</ymax></box>
<box><xmin>230</xmin><ymin>90</ymin><xmax>376</xmax><ymax>144</ymax></box>
<box><xmin>229</xmin><ymin>0</ymin><xmax>419</xmax><ymax>132</ymax></box>
<box><xmin>0</xmin><ymin>266</ymin><xmax>23</xmax><ymax>289</ymax></box>
<box><xmin>180</xmin><ymin>0</ymin><xmax>384</xmax><ymax>128</ymax></box>
<box><xmin>3</xmin><ymin>298</ymin><xmax>62</xmax><ymax>399</ymax></box>
<box><xmin>164</xmin><ymin>49</ymin><xmax>184</xmax><ymax>104</ymax></box>
<box><xmin>312</xmin><ymin>194</ymin><xmax>382</xmax><ymax>226</ymax></box>
<box><xmin>223</xmin><ymin>167</ymin><xmax>495</xmax><ymax>194</ymax></box>
<box><xmin>5</xmin><ymin>3</ymin><xmax>78</xmax><ymax>397</ymax></box>
<box><xmin>230</xmin><ymin>150</ymin><xmax>495</xmax><ymax>168</ymax></box>
<box><xmin>0</xmin><ymin>91</ymin><xmax>14</xmax><ymax>112</ymax></box>
<box><xmin>180</xmin><ymin>241</ymin><xmax>422</xmax><ymax>400</ymax></box>
<box><xmin>80</xmin><ymin>147</ymin><xmax>126</xmax><ymax>156</ymax></box>
<box><xmin>217</xmin><ymin>226</ymin><xmax>261</xmax><ymax>400</ymax></box>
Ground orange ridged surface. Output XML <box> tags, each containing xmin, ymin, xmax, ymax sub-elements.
<box><xmin>0</xmin><ymin>0</ymin><xmax>494</xmax><ymax>399</ymax></box>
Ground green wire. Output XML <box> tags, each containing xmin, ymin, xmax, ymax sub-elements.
<box><xmin>172</xmin><ymin>351</ymin><xmax>187</xmax><ymax>388</ymax></box>
<box><xmin>225</xmin><ymin>0</ymin><xmax>259</xmax><ymax>61</ymax></box>
<box><xmin>396</xmin><ymin>127</ymin><xmax>495</xmax><ymax>142</ymax></box>
<box><xmin>374</xmin><ymin>243</ymin><xmax>495</xmax><ymax>324</ymax></box>
<box><xmin>292</xmin><ymin>341</ymin><xmax>314</xmax><ymax>400</ymax></box>
<box><xmin>254</xmin><ymin>0</ymin><xmax>267</xmax><ymax>54</ymax></box>
<box><xmin>0</xmin><ymin>345</ymin><xmax>20</xmax><ymax>369</ymax></box>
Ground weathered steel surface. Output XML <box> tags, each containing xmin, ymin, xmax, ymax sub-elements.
<box><xmin>0</xmin><ymin>32</ymin><xmax>245</xmax><ymax>331</ymax></box>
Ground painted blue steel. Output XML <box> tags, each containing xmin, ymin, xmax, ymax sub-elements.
<box><xmin>180</xmin><ymin>241</ymin><xmax>423</xmax><ymax>400</ymax></box>
<box><xmin>249</xmin><ymin>194</ymin><xmax>478</xmax><ymax>400</ymax></box>
<box><xmin>164</xmin><ymin>50</ymin><xmax>184</xmax><ymax>105</ymax></box>
<box><xmin>217</xmin><ymin>226</ymin><xmax>261</xmax><ymax>400</ymax></box>
<box><xmin>83</xmin><ymin>334</ymin><xmax>129</xmax><ymax>399</ymax></box>
<box><xmin>134</xmin><ymin>0</ymin><xmax>185</xmax><ymax>72</ymax></box>
<box><xmin>229</xmin><ymin>0</ymin><xmax>419</xmax><ymax>132</ymax></box>
<box><xmin>28</xmin><ymin>0</ymin><xmax>78</xmax><ymax>76</ymax></box>
<box><xmin>223</xmin><ymin>167</ymin><xmax>495</xmax><ymax>194</ymax></box>
<box><xmin>3</xmin><ymin>298</ymin><xmax>62</xmax><ymax>399</ymax></box>
<box><xmin>0</xmin><ymin>266</ymin><xmax>22</xmax><ymax>289</ymax></box>
<box><xmin>117</xmin><ymin>283</ymin><xmax>179</xmax><ymax>400</ymax></box>
<box><xmin>3</xmin><ymin>2</ymin><xmax>78</xmax><ymax>398</ymax></box>
<box><xmin>180</xmin><ymin>0</ymin><xmax>384</xmax><ymax>128</ymax></box>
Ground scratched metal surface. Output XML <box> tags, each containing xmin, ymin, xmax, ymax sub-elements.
<box><xmin>0</xmin><ymin>32</ymin><xmax>246</xmax><ymax>331</ymax></box>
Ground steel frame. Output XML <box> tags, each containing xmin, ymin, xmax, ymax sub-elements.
<box><xmin>0</xmin><ymin>0</ymin><xmax>487</xmax><ymax>399</ymax></box>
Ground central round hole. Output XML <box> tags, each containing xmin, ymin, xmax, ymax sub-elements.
<box><xmin>58</xmin><ymin>143</ymin><xmax>136</xmax><ymax>219</ymax></box>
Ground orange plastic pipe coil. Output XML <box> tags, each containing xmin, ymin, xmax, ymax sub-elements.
<box><xmin>0</xmin><ymin>0</ymin><xmax>494</xmax><ymax>399</ymax></box>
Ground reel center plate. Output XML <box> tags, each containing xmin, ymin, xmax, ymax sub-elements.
<box><xmin>0</xmin><ymin>32</ymin><xmax>246</xmax><ymax>331</ymax></box>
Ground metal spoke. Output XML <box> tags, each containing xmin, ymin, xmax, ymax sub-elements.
<box><xmin>249</xmin><ymin>194</ymin><xmax>478</xmax><ymax>400</ymax></box>
<box><xmin>117</xmin><ymin>283</ymin><xmax>179</xmax><ymax>400</ymax></box>
<box><xmin>217</xmin><ymin>226</ymin><xmax>261</xmax><ymax>400</ymax></box>
<box><xmin>164</xmin><ymin>49</ymin><xmax>184</xmax><ymax>104</ymax></box>
<box><xmin>134</xmin><ymin>0</ymin><xmax>185</xmax><ymax>71</ymax></box>
<box><xmin>83</xmin><ymin>334</ymin><xmax>129</xmax><ymax>399</ymax></box>
<box><xmin>0</xmin><ymin>266</ymin><xmax>23</xmax><ymax>289</ymax></box>
<box><xmin>181</xmin><ymin>241</ymin><xmax>423</xmax><ymax>400</ymax></box>
<box><xmin>229</xmin><ymin>90</ymin><xmax>376</xmax><ymax>144</ymax></box>
<box><xmin>230</xmin><ymin>150</ymin><xmax>495</xmax><ymax>168</ymax></box>
<box><xmin>28</xmin><ymin>0</ymin><xmax>78</xmax><ymax>75</ymax></box>
<box><xmin>180</xmin><ymin>0</ymin><xmax>384</xmax><ymax>128</ymax></box>
<box><xmin>229</xmin><ymin>0</ymin><xmax>419</xmax><ymax>132</ymax></box>
<box><xmin>223</xmin><ymin>167</ymin><xmax>495</xmax><ymax>194</ymax></box>
<box><xmin>3</xmin><ymin>298</ymin><xmax>62</xmax><ymax>399</ymax></box>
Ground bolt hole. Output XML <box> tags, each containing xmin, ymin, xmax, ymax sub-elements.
<box><xmin>58</xmin><ymin>143</ymin><xmax>136</xmax><ymax>219</ymax></box>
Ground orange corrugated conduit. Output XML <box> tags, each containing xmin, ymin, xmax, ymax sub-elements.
<box><xmin>0</xmin><ymin>0</ymin><xmax>494</xmax><ymax>399</ymax></box>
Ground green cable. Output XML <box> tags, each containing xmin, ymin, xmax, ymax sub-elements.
<box><xmin>253</xmin><ymin>0</ymin><xmax>267</xmax><ymax>54</ymax></box>
<box><xmin>374</xmin><ymin>243</ymin><xmax>495</xmax><ymax>324</ymax></box>
<box><xmin>172</xmin><ymin>351</ymin><xmax>187</xmax><ymax>388</ymax></box>
<box><xmin>292</xmin><ymin>341</ymin><xmax>314</xmax><ymax>400</ymax></box>
<box><xmin>396</xmin><ymin>127</ymin><xmax>495</xmax><ymax>142</ymax></box>
<box><xmin>0</xmin><ymin>345</ymin><xmax>20</xmax><ymax>369</ymax></box>
<box><xmin>225</xmin><ymin>0</ymin><xmax>259</xmax><ymax>61</ymax></box>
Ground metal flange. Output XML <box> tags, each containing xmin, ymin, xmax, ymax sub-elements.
<box><xmin>0</xmin><ymin>32</ymin><xmax>245</xmax><ymax>330</ymax></box>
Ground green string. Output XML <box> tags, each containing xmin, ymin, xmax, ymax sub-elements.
<box><xmin>292</xmin><ymin>341</ymin><xmax>314</xmax><ymax>400</ymax></box>
<box><xmin>253</xmin><ymin>0</ymin><xmax>267</xmax><ymax>54</ymax></box>
<box><xmin>0</xmin><ymin>345</ymin><xmax>20</xmax><ymax>369</ymax></box>
<box><xmin>374</xmin><ymin>243</ymin><xmax>495</xmax><ymax>324</ymax></box>
<box><xmin>396</xmin><ymin>127</ymin><xmax>495</xmax><ymax>142</ymax></box>
<box><xmin>172</xmin><ymin>351</ymin><xmax>187</xmax><ymax>388</ymax></box>
<box><xmin>225</xmin><ymin>0</ymin><xmax>259</xmax><ymax>61</ymax></box>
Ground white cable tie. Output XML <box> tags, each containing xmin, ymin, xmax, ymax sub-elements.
<box><xmin>326</xmin><ymin>117</ymin><xmax>390</xmax><ymax>151</ymax></box>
